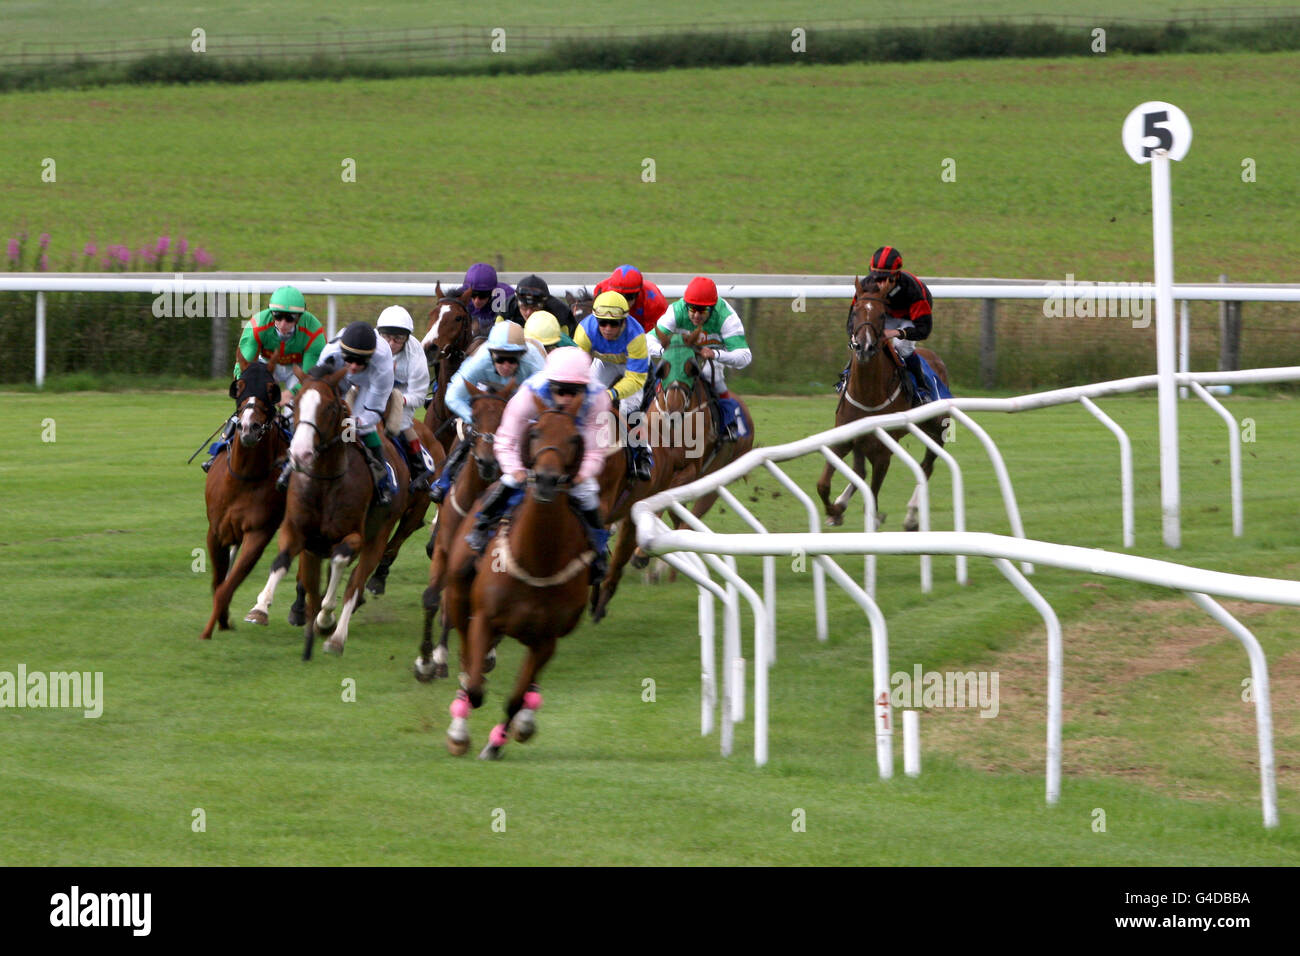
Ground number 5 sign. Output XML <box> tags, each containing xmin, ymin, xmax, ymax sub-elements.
<box><xmin>1122</xmin><ymin>101</ymin><xmax>1192</xmax><ymax>163</ymax></box>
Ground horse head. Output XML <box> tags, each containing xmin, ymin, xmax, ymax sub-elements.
<box><xmin>565</xmin><ymin>287</ymin><xmax>594</xmax><ymax>325</ymax></box>
<box><xmin>288</xmin><ymin>361</ymin><xmax>350</xmax><ymax>473</ymax></box>
<box><xmin>465</xmin><ymin>380</ymin><xmax>517</xmax><ymax>483</ymax></box>
<box><xmin>230</xmin><ymin>355</ymin><xmax>282</xmax><ymax>448</ymax></box>
<box><xmin>525</xmin><ymin>408</ymin><xmax>583</xmax><ymax>504</ymax></box>
<box><xmin>654</xmin><ymin>333</ymin><xmax>704</xmax><ymax>414</ymax></box>
<box><xmin>849</xmin><ymin>275</ymin><xmax>889</xmax><ymax>365</ymax></box>
<box><xmin>422</xmin><ymin>282</ymin><xmax>474</xmax><ymax>368</ymax></box>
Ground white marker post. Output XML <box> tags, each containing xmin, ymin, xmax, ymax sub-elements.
<box><xmin>1122</xmin><ymin>102</ymin><xmax>1192</xmax><ymax>548</ymax></box>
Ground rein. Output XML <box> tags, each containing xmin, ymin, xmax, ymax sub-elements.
<box><xmin>844</xmin><ymin>292</ymin><xmax>906</xmax><ymax>413</ymax></box>
<box><xmin>223</xmin><ymin>394</ymin><xmax>279</xmax><ymax>482</ymax></box>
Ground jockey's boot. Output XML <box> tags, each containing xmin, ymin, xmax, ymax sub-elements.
<box><xmin>406</xmin><ymin>436</ymin><xmax>434</xmax><ymax>493</ymax></box>
<box><xmin>201</xmin><ymin>418</ymin><xmax>237</xmax><ymax>472</ymax></box>
<box><xmin>466</xmin><ymin>481</ymin><xmax>514</xmax><ymax>553</ymax></box>
<box><xmin>570</xmin><ymin>499</ymin><xmax>611</xmax><ymax>583</ymax></box>
<box><xmin>835</xmin><ymin>360</ymin><xmax>850</xmax><ymax>394</ymax></box>
<box><xmin>902</xmin><ymin>353</ymin><xmax>928</xmax><ymax>406</ymax></box>
<box><xmin>718</xmin><ymin>393</ymin><xmax>741</xmax><ymax>442</ymax></box>
<box><xmin>430</xmin><ymin>436</ymin><xmax>471</xmax><ymax>505</ymax></box>
<box><xmin>360</xmin><ymin>439</ymin><xmax>394</xmax><ymax>507</ymax></box>
<box><xmin>629</xmin><ymin>438</ymin><xmax>654</xmax><ymax>483</ymax></box>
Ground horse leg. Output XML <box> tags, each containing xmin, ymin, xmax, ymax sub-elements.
<box><xmin>447</xmin><ymin>611</ymin><xmax>492</xmax><ymax>756</ymax></box>
<box><xmin>203</xmin><ymin>528</ymin><xmax>273</xmax><ymax>640</ymax></box>
<box><xmin>288</xmin><ymin>579</ymin><xmax>306</xmax><ymax>627</ymax></box>
<box><xmin>316</xmin><ymin>539</ymin><xmax>356</xmax><ymax>635</ymax></box>
<box><xmin>866</xmin><ymin>439</ymin><xmax>892</xmax><ymax>530</ymax></box>
<box><xmin>299</xmin><ymin>551</ymin><xmax>323</xmax><ymax>661</ymax></box>
<box><xmin>245</xmin><ymin>533</ymin><xmax>299</xmax><ymax>625</ymax></box>
<box><xmin>201</xmin><ymin>527</ymin><xmax>232</xmax><ymax>640</ymax></box>
<box><xmin>322</xmin><ymin>532</ymin><xmax>374</xmax><ymax>656</ymax></box>
<box><xmin>416</xmin><ymin>525</ymin><xmax>451</xmax><ymax>680</ymax></box>
<box><xmin>592</xmin><ymin>520</ymin><xmax>638</xmax><ymax>624</ymax></box>
<box><xmin>480</xmin><ymin>638</ymin><xmax>556</xmax><ymax>760</ymax></box>
<box><xmin>903</xmin><ymin>429</ymin><xmax>942</xmax><ymax>532</ymax></box>
<box><xmin>817</xmin><ymin>441</ymin><xmax>855</xmax><ymax>527</ymax></box>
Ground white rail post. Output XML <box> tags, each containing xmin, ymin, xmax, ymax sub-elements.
<box><xmin>1188</xmin><ymin>381</ymin><xmax>1243</xmax><ymax>537</ymax></box>
<box><xmin>903</xmin><ymin>710</ymin><xmax>920</xmax><ymax>777</ymax></box>
<box><xmin>1186</xmin><ymin>592</ymin><xmax>1277</xmax><ymax>828</ymax></box>
<box><xmin>1078</xmin><ymin>396</ymin><xmax>1135</xmax><ymax>548</ymax></box>
<box><xmin>763</xmin><ymin>460</ymin><xmax>827</xmax><ymax>641</ymax></box>
<box><xmin>820</xmin><ymin>446</ymin><xmax>877</xmax><ymax>598</ymax></box>
<box><xmin>946</xmin><ymin>408</ymin><xmax>1032</xmax><ymax>574</ymax></box>
<box><xmin>35</xmin><ymin>291</ymin><xmax>46</xmax><ymax>389</ymax></box>
<box><xmin>871</xmin><ymin>427</ymin><xmax>931</xmax><ymax>593</ymax></box>
<box><xmin>1179</xmin><ymin>300</ymin><xmax>1190</xmax><ymax>400</ymax></box>
<box><xmin>906</xmin><ymin>422</ymin><xmax>967</xmax><ymax>585</ymax></box>
<box><xmin>716</xmin><ymin>486</ymin><xmax>777</xmax><ymax>666</ymax></box>
<box><xmin>994</xmin><ymin>558</ymin><xmax>1062</xmax><ymax>806</ymax></box>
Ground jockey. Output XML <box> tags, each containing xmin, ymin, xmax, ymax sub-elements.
<box><xmin>375</xmin><ymin>305</ymin><xmax>437</xmax><ymax>493</ymax></box>
<box><xmin>523</xmin><ymin>309</ymin><xmax>578</xmax><ymax>357</ymax></box>
<box><xmin>465</xmin><ymin>347</ymin><xmax>613</xmax><ymax>582</ymax></box>
<box><xmin>315</xmin><ymin>321</ymin><xmax>398</xmax><ymax>507</ymax></box>
<box><xmin>201</xmin><ymin>284</ymin><xmax>325</xmax><ymax>473</ymax></box>
<box><xmin>500</xmin><ymin>274</ymin><xmax>577</xmax><ymax>337</ymax></box>
<box><xmin>593</xmin><ymin>264</ymin><xmax>668</xmax><ymax>334</ymax></box>
<box><xmin>453</xmin><ymin>262</ymin><xmax>514</xmax><ymax>339</ymax></box>
<box><xmin>573</xmin><ymin>290</ymin><xmax>654</xmax><ymax>482</ymax></box>
<box><xmin>837</xmin><ymin>246</ymin><xmax>935</xmax><ymax>406</ymax></box>
<box><xmin>429</xmin><ymin>320</ymin><xmax>544</xmax><ymax>504</ymax></box>
<box><xmin>655</xmin><ymin>276</ymin><xmax>752</xmax><ymax>442</ymax></box>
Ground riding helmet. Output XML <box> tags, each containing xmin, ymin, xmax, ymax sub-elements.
<box><xmin>683</xmin><ymin>276</ymin><xmax>718</xmax><ymax>309</ymax></box>
<box><xmin>375</xmin><ymin>305</ymin><xmax>414</xmax><ymax>335</ymax></box>
<box><xmin>339</xmin><ymin>321</ymin><xmax>377</xmax><ymax>364</ymax></box>
<box><xmin>868</xmin><ymin>246</ymin><xmax>903</xmax><ymax>277</ymax></box>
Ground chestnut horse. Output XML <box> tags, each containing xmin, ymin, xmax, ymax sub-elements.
<box><xmin>441</xmin><ymin>408</ymin><xmax>593</xmax><ymax>759</ymax></box>
<box><xmin>200</xmin><ymin>356</ymin><xmax>290</xmax><ymax>640</ymax></box>
<box><xmin>415</xmin><ymin>381</ymin><xmax>514</xmax><ymax>681</ymax></box>
<box><xmin>421</xmin><ymin>283</ymin><xmax>481</xmax><ymax>454</ymax></box>
<box><xmin>245</xmin><ymin>363</ymin><xmax>409</xmax><ymax>658</ymax></box>
<box><xmin>815</xmin><ymin>276</ymin><xmax>950</xmax><ymax>529</ymax></box>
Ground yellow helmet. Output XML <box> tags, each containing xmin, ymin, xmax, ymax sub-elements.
<box><xmin>592</xmin><ymin>291</ymin><xmax>629</xmax><ymax>321</ymax></box>
<box><xmin>524</xmin><ymin>310</ymin><xmax>562</xmax><ymax>346</ymax></box>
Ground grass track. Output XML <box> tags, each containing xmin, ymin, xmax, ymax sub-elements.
<box><xmin>2</xmin><ymin>388</ymin><xmax>1298</xmax><ymax>864</ymax></box>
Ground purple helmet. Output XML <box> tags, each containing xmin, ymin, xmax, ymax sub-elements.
<box><xmin>464</xmin><ymin>262</ymin><xmax>498</xmax><ymax>292</ymax></box>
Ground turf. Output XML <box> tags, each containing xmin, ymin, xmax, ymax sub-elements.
<box><xmin>1</xmin><ymin>388</ymin><xmax>1297</xmax><ymax>864</ymax></box>
<box><xmin>1</xmin><ymin>53</ymin><xmax>1297</xmax><ymax>281</ymax></box>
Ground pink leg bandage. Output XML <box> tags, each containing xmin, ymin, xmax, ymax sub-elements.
<box><xmin>450</xmin><ymin>691</ymin><xmax>470</xmax><ymax>720</ymax></box>
<box><xmin>489</xmin><ymin>724</ymin><xmax>509</xmax><ymax>747</ymax></box>
<box><xmin>523</xmin><ymin>690</ymin><xmax>543</xmax><ymax>711</ymax></box>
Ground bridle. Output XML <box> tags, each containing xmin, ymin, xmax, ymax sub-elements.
<box><xmin>225</xmin><ymin>375</ymin><xmax>280</xmax><ymax>482</ymax></box>
<box><xmin>291</xmin><ymin>378</ymin><xmax>351</xmax><ymax>481</ymax></box>
<box><xmin>431</xmin><ymin>296</ymin><xmax>473</xmax><ymax>368</ymax></box>
<box><xmin>524</xmin><ymin>409</ymin><xmax>583</xmax><ymax>499</ymax></box>
<box><xmin>468</xmin><ymin>390</ymin><xmax>509</xmax><ymax>483</ymax></box>
<box><xmin>850</xmin><ymin>291</ymin><xmax>888</xmax><ymax>363</ymax></box>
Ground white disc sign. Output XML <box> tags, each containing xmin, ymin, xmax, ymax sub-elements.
<box><xmin>1122</xmin><ymin>101</ymin><xmax>1192</xmax><ymax>163</ymax></box>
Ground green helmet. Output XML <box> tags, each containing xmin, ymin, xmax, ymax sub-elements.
<box><xmin>269</xmin><ymin>285</ymin><xmax>306</xmax><ymax>316</ymax></box>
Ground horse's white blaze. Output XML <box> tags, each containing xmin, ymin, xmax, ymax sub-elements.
<box><xmin>421</xmin><ymin>305</ymin><xmax>452</xmax><ymax>349</ymax></box>
<box><xmin>251</xmin><ymin>564</ymin><xmax>288</xmax><ymax>616</ymax></box>
<box><xmin>290</xmin><ymin>389</ymin><xmax>320</xmax><ymax>466</ymax></box>
<box><xmin>239</xmin><ymin>401</ymin><xmax>257</xmax><ymax>435</ymax></box>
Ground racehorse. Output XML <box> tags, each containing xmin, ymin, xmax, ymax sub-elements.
<box><xmin>616</xmin><ymin>334</ymin><xmax>756</xmax><ymax>600</ymax></box>
<box><xmin>415</xmin><ymin>381</ymin><xmax>514</xmax><ymax>681</ymax></box>
<box><xmin>815</xmin><ymin>276</ymin><xmax>950</xmax><ymax>529</ymax></box>
<box><xmin>421</xmin><ymin>282</ymin><xmax>481</xmax><ymax>454</ymax></box>
<box><xmin>441</xmin><ymin>408</ymin><xmax>593</xmax><ymax>759</ymax></box>
<box><xmin>244</xmin><ymin>363</ymin><xmax>409</xmax><ymax>658</ymax></box>
<box><xmin>200</xmin><ymin>356</ymin><xmax>289</xmax><ymax>640</ymax></box>
<box><xmin>565</xmin><ymin>287</ymin><xmax>594</xmax><ymax>327</ymax></box>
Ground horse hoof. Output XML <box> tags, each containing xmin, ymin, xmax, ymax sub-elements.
<box><xmin>511</xmin><ymin>709</ymin><xmax>537</xmax><ymax>743</ymax></box>
<box><xmin>483</xmin><ymin>649</ymin><xmax>497</xmax><ymax>674</ymax></box>
<box><xmin>323</xmin><ymin>636</ymin><xmax>344</xmax><ymax>656</ymax></box>
<box><xmin>903</xmin><ymin>519</ymin><xmax>919</xmax><ymax>532</ymax></box>
<box><xmin>447</xmin><ymin>735</ymin><xmax>469</xmax><ymax>756</ymax></box>
<box><xmin>824</xmin><ymin>514</ymin><xmax>843</xmax><ymax>528</ymax></box>
<box><xmin>287</xmin><ymin>607</ymin><xmax>305</xmax><ymax>627</ymax></box>
<box><xmin>478</xmin><ymin>743</ymin><xmax>503</xmax><ymax>760</ymax></box>
<box><xmin>590</xmin><ymin>603</ymin><xmax>606</xmax><ymax>624</ymax></box>
<box><xmin>244</xmin><ymin>609</ymin><xmax>269</xmax><ymax>626</ymax></box>
<box><xmin>433</xmin><ymin>661</ymin><xmax>449</xmax><ymax>679</ymax></box>
<box><xmin>413</xmin><ymin>658</ymin><xmax>436</xmax><ymax>683</ymax></box>
<box><xmin>366</xmin><ymin>577</ymin><xmax>386</xmax><ymax>596</ymax></box>
<box><xmin>630</xmin><ymin>552</ymin><xmax>649</xmax><ymax>570</ymax></box>
<box><xmin>316</xmin><ymin>614</ymin><xmax>337</xmax><ymax>636</ymax></box>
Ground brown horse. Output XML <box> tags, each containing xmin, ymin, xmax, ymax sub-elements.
<box><xmin>244</xmin><ymin>363</ymin><xmax>409</xmax><ymax>658</ymax></box>
<box><xmin>815</xmin><ymin>276</ymin><xmax>950</xmax><ymax>529</ymax></box>
<box><xmin>421</xmin><ymin>283</ymin><xmax>481</xmax><ymax>454</ymax></box>
<box><xmin>415</xmin><ymin>381</ymin><xmax>515</xmax><ymax>681</ymax></box>
<box><xmin>565</xmin><ymin>287</ymin><xmax>594</xmax><ymax>326</ymax></box>
<box><xmin>615</xmin><ymin>335</ymin><xmax>756</xmax><ymax>592</ymax></box>
<box><xmin>200</xmin><ymin>356</ymin><xmax>290</xmax><ymax>640</ymax></box>
<box><xmin>441</xmin><ymin>408</ymin><xmax>592</xmax><ymax>759</ymax></box>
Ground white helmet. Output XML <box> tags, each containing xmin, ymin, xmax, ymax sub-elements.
<box><xmin>375</xmin><ymin>305</ymin><xmax>415</xmax><ymax>335</ymax></box>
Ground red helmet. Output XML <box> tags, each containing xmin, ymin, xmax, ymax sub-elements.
<box><xmin>868</xmin><ymin>246</ymin><xmax>903</xmax><ymax>277</ymax></box>
<box><xmin>607</xmin><ymin>264</ymin><xmax>644</xmax><ymax>296</ymax></box>
<box><xmin>683</xmin><ymin>276</ymin><xmax>718</xmax><ymax>308</ymax></box>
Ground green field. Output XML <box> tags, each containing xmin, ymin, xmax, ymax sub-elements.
<box><xmin>1</xmin><ymin>53</ymin><xmax>1298</xmax><ymax>281</ymax></box>
<box><xmin>2</xmin><ymin>388</ymin><xmax>1297</xmax><ymax>865</ymax></box>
